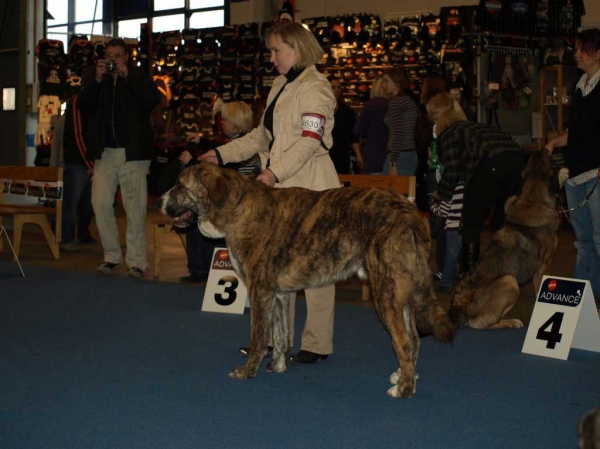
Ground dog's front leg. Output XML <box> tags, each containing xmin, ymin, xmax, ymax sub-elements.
<box><xmin>267</xmin><ymin>292</ymin><xmax>290</xmax><ymax>373</ymax></box>
<box><xmin>228</xmin><ymin>290</ymin><xmax>273</xmax><ymax>380</ymax></box>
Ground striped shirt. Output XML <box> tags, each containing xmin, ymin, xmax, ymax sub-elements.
<box><xmin>567</xmin><ymin>68</ymin><xmax>600</xmax><ymax>187</ymax></box>
<box><xmin>383</xmin><ymin>96</ymin><xmax>418</xmax><ymax>162</ymax></box>
<box><xmin>430</xmin><ymin>183</ymin><xmax>464</xmax><ymax>231</ymax></box>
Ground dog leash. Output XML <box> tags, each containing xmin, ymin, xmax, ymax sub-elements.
<box><xmin>558</xmin><ymin>180</ymin><xmax>599</xmax><ymax>214</ymax></box>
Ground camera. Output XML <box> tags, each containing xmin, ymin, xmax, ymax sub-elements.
<box><xmin>106</xmin><ymin>61</ymin><xmax>117</xmax><ymax>73</ymax></box>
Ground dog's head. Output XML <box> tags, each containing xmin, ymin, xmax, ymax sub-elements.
<box><xmin>155</xmin><ymin>163</ymin><xmax>242</xmax><ymax>230</ymax></box>
<box><xmin>518</xmin><ymin>150</ymin><xmax>560</xmax><ymax>206</ymax></box>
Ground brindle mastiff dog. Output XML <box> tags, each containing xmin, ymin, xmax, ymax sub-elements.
<box><xmin>449</xmin><ymin>150</ymin><xmax>560</xmax><ymax>330</ymax></box>
<box><xmin>157</xmin><ymin>163</ymin><xmax>455</xmax><ymax>398</ymax></box>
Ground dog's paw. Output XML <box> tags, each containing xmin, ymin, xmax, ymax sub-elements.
<box><xmin>228</xmin><ymin>365</ymin><xmax>257</xmax><ymax>379</ymax></box>
<box><xmin>266</xmin><ymin>357</ymin><xmax>288</xmax><ymax>373</ymax></box>
<box><xmin>508</xmin><ymin>319</ymin><xmax>524</xmax><ymax>329</ymax></box>
<box><xmin>387</xmin><ymin>380</ymin><xmax>416</xmax><ymax>399</ymax></box>
<box><xmin>389</xmin><ymin>370</ymin><xmax>401</xmax><ymax>385</ymax></box>
<box><xmin>389</xmin><ymin>370</ymin><xmax>418</xmax><ymax>385</ymax></box>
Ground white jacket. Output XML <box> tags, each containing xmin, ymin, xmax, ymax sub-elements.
<box><xmin>217</xmin><ymin>65</ymin><xmax>340</xmax><ymax>191</ymax></box>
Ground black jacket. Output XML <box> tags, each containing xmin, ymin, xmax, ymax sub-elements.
<box><xmin>77</xmin><ymin>68</ymin><xmax>163</xmax><ymax>162</ymax></box>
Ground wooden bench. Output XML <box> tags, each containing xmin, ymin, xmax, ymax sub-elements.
<box><xmin>338</xmin><ymin>174</ymin><xmax>417</xmax><ymax>300</ymax></box>
<box><xmin>0</xmin><ymin>166</ymin><xmax>63</xmax><ymax>260</ymax></box>
<box><xmin>338</xmin><ymin>174</ymin><xmax>416</xmax><ymax>203</ymax></box>
<box><xmin>153</xmin><ymin>218</ymin><xmax>186</xmax><ymax>279</ymax></box>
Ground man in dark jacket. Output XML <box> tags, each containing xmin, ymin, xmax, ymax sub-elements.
<box><xmin>77</xmin><ymin>38</ymin><xmax>163</xmax><ymax>278</ymax></box>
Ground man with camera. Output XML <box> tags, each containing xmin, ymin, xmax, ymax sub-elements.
<box><xmin>77</xmin><ymin>38</ymin><xmax>163</xmax><ymax>278</ymax></box>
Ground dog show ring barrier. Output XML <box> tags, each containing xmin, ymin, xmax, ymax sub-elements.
<box><xmin>338</xmin><ymin>174</ymin><xmax>417</xmax><ymax>300</ymax></box>
<box><xmin>0</xmin><ymin>166</ymin><xmax>64</xmax><ymax>267</ymax></box>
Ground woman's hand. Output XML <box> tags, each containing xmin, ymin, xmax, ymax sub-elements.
<box><xmin>544</xmin><ymin>141</ymin><xmax>554</xmax><ymax>155</ymax></box>
<box><xmin>431</xmin><ymin>190</ymin><xmax>441</xmax><ymax>201</ymax></box>
<box><xmin>256</xmin><ymin>169</ymin><xmax>277</xmax><ymax>187</ymax></box>
<box><xmin>198</xmin><ymin>150</ymin><xmax>218</xmax><ymax>164</ymax></box>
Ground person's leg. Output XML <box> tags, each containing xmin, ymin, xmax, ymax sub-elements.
<box><xmin>491</xmin><ymin>152</ymin><xmax>526</xmax><ymax>232</ymax></box>
<box><xmin>76</xmin><ymin>169</ymin><xmax>94</xmax><ymax>242</ymax></box>
<box><xmin>60</xmin><ymin>164</ymin><xmax>79</xmax><ymax>245</ymax></box>
<box><xmin>118</xmin><ymin>157</ymin><xmax>151</xmax><ymax>271</ymax></box>
<box><xmin>440</xmin><ymin>230</ymin><xmax>462</xmax><ymax>289</ymax></box>
<box><xmin>435</xmin><ymin>218</ymin><xmax>446</xmax><ymax>272</ymax></box>
<box><xmin>91</xmin><ymin>149</ymin><xmax>123</xmax><ymax>265</ymax></box>
<box><xmin>461</xmin><ymin>156</ymin><xmax>497</xmax><ymax>272</ymax></box>
<box><xmin>566</xmin><ymin>179</ymin><xmax>600</xmax><ymax>299</ymax></box>
<box><xmin>184</xmin><ymin>226</ymin><xmax>203</xmax><ymax>276</ymax></box>
<box><xmin>395</xmin><ymin>151</ymin><xmax>418</xmax><ymax>176</ymax></box>
<box><xmin>299</xmin><ymin>284</ymin><xmax>335</xmax><ymax>355</ymax></box>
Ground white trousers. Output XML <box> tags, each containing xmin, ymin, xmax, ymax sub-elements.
<box><xmin>92</xmin><ymin>148</ymin><xmax>150</xmax><ymax>270</ymax></box>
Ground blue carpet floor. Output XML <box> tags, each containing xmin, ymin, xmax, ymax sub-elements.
<box><xmin>1</xmin><ymin>261</ymin><xmax>599</xmax><ymax>449</ymax></box>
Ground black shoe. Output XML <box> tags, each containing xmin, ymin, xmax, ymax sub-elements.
<box><xmin>290</xmin><ymin>350</ymin><xmax>328</xmax><ymax>364</ymax></box>
<box><xmin>179</xmin><ymin>273</ymin><xmax>208</xmax><ymax>283</ymax></box>
<box><xmin>78</xmin><ymin>235</ymin><xmax>97</xmax><ymax>245</ymax></box>
<box><xmin>238</xmin><ymin>346</ymin><xmax>273</xmax><ymax>357</ymax></box>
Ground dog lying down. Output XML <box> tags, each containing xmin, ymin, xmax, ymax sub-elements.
<box><xmin>157</xmin><ymin>163</ymin><xmax>455</xmax><ymax>398</ymax></box>
<box><xmin>449</xmin><ymin>150</ymin><xmax>560</xmax><ymax>330</ymax></box>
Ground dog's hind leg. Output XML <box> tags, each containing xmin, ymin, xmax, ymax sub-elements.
<box><xmin>267</xmin><ymin>292</ymin><xmax>290</xmax><ymax>374</ymax></box>
<box><xmin>371</xmin><ymin>274</ymin><xmax>419</xmax><ymax>399</ymax></box>
<box><xmin>468</xmin><ymin>276</ymin><xmax>523</xmax><ymax>330</ymax></box>
<box><xmin>229</xmin><ymin>289</ymin><xmax>275</xmax><ymax>380</ymax></box>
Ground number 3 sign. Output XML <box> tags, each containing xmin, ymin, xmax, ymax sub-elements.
<box><xmin>522</xmin><ymin>276</ymin><xmax>600</xmax><ymax>360</ymax></box>
<box><xmin>202</xmin><ymin>248</ymin><xmax>249</xmax><ymax>314</ymax></box>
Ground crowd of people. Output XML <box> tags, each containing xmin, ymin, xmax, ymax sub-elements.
<box><xmin>56</xmin><ymin>25</ymin><xmax>600</xmax><ymax>363</ymax></box>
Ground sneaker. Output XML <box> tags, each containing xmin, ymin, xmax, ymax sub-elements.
<box><xmin>96</xmin><ymin>261</ymin><xmax>119</xmax><ymax>274</ymax></box>
<box><xmin>433</xmin><ymin>271</ymin><xmax>443</xmax><ymax>281</ymax></box>
<box><xmin>126</xmin><ymin>267</ymin><xmax>144</xmax><ymax>278</ymax></box>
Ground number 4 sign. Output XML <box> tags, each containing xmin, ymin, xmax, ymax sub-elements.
<box><xmin>522</xmin><ymin>276</ymin><xmax>600</xmax><ymax>360</ymax></box>
<box><xmin>202</xmin><ymin>248</ymin><xmax>249</xmax><ymax>314</ymax></box>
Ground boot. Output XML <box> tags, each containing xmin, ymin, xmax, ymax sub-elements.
<box><xmin>459</xmin><ymin>238</ymin><xmax>480</xmax><ymax>276</ymax></box>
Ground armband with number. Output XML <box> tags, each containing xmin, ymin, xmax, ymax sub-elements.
<box><xmin>301</xmin><ymin>113</ymin><xmax>325</xmax><ymax>140</ymax></box>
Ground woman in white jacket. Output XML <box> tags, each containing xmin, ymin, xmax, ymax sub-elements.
<box><xmin>200</xmin><ymin>21</ymin><xmax>339</xmax><ymax>364</ymax></box>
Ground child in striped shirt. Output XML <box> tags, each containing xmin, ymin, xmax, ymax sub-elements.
<box><xmin>430</xmin><ymin>183</ymin><xmax>464</xmax><ymax>290</ymax></box>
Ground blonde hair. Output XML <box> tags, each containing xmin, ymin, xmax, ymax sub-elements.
<box><xmin>426</xmin><ymin>93</ymin><xmax>467</xmax><ymax>134</ymax></box>
<box><xmin>370</xmin><ymin>77</ymin><xmax>386</xmax><ymax>100</ymax></box>
<box><xmin>221</xmin><ymin>101</ymin><xmax>254</xmax><ymax>133</ymax></box>
<box><xmin>420</xmin><ymin>73</ymin><xmax>446</xmax><ymax>105</ymax></box>
<box><xmin>264</xmin><ymin>22</ymin><xmax>324</xmax><ymax>69</ymax></box>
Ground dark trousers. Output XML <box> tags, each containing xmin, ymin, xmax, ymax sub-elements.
<box><xmin>462</xmin><ymin>151</ymin><xmax>526</xmax><ymax>243</ymax></box>
<box><xmin>61</xmin><ymin>163</ymin><xmax>93</xmax><ymax>244</ymax></box>
<box><xmin>185</xmin><ymin>226</ymin><xmax>225</xmax><ymax>275</ymax></box>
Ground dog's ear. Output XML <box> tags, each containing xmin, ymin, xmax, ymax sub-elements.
<box><xmin>201</xmin><ymin>170</ymin><xmax>230</xmax><ymax>208</ymax></box>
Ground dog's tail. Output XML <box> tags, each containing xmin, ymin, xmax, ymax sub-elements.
<box><xmin>415</xmin><ymin>291</ymin><xmax>456</xmax><ymax>344</ymax></box>
<box><xmin>410</xmin><ymin>233</ymin><xmax>456</xmax><ymax>343</ymax></box>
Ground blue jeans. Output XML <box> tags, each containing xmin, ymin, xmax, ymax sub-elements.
<box><xmin>440</xmin><ymin>230</ymin><xmax>462</xmax><ymax>289</ymax></box>
<box><xmin>565</xmin><ymin>177</ymin><xmax>600</xmax><ymax>299</ymax></box>
<box><xmin>61</xmin><ymin>163</ymin><xmax>92</xmax><ymax>244</ymax></box>
<box><xmin>382</xmin><ymin>151</ymin><xmax>418</xmax><ymax>176</ymax></box>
